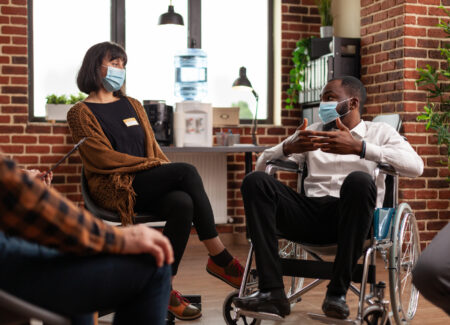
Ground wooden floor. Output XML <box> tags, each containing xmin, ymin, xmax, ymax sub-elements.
<box><xmin>101</xmin><ymin>234</ymin><xmax>448</xmax><ymax>324</ymax></box>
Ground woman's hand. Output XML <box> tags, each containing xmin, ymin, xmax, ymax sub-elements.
<box><xmin>121</xmin><ymin>224</ymin><xmax>174</xmax><ymax>267</ymax></box>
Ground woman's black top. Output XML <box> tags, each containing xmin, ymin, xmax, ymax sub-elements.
<box><xmin>85</xmin><ymin>97</ymin><xmax>146</xmax><ymax>157</ymax></box>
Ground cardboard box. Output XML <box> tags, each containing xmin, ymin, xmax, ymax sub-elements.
<box><xmin>213</xmin><ymin>107</ymin><xmax>240</xmax><ymax>126</ymax></box>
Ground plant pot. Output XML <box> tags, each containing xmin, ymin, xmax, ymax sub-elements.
<box><xmin>320</xmin><ymin>26</ymin><xmax>333</xmax><ymax>38</ymax></box>
<box><xmin>45</xmin><ymin>104</ymin><xmax>72</xmax><ymax>121</ymax></box>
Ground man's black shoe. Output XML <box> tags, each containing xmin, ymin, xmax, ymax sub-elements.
<box><xmin>322</xmin><ymin>294</ymin><xmax>349</xmax><ymax>319</ymax></box>
<box><xmin>232</xmin><ymin>290</ymin><xmax>290</xmax><ymax>317</ymax></box>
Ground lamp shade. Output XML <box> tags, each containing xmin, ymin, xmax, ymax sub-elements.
<box><xmin>158</xmin><ymin>5</ymin><xmax>184</xmax><ymax>26</ymax></box>
<box><xmin>232</xmin><ymin>67</ymin><xmax>253</xmax><ymax>89</ymax></box>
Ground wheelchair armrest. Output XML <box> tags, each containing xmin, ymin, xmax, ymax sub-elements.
<box><xmin>377</xmin><ymin>162</ymin><xmax>398</xmax><ymax>176</ymax></box>
<box><xmin>265</xmin><ymin>159</ymin><xmax>302</xmax><ymax>175</ymax></box>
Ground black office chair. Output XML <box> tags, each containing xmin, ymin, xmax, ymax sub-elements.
<box><xmin>0</xmin><ymin>289</ymin><xmax>70</xmax><ymax>325</ymax></box>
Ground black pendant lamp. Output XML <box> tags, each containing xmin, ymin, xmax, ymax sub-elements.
<box><xmin>158</xmin><ymin>0</ymin><xmax>184</xmax><ymax>26</ymax></box>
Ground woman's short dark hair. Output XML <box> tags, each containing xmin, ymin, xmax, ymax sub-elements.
<box><xmin>77</xmin><ymin>41</ymin><xmax>128</xmax><ymax>97</ymax></box>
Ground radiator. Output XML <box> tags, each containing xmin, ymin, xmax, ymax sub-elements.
<box><xmin>165</xmin><ymin>152</ymin><xmax>228</xmax><ymax>224</ymax></box>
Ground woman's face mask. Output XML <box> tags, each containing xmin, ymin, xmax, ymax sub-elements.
<box><xmin>318</xmin><ymin>98</ymin><xmax>351</xmax><ymax>125</ymax></box>
<box><xmin>102</xmin><ymin>65</ymin><xmax>126</xmax><ymax>92</ymax></box>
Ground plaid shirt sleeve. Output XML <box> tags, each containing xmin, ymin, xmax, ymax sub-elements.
<box><xmin>0</xmin><ymin>156</ymin><xmax>124</xmax><ymax>254</ymax></box>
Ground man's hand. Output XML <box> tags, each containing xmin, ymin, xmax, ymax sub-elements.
<box><xmin>24</xmin><ymin>169</ymin><xmax>53</xmax><ymax>186</ymax></box>
<box><xmin>40</xmin><ymin>171</ymin><xmax>53</xmax><ymax>186</ymax></box>
<box><xmin>283</xmin><ymin>118</ymin><xmax>319</xmax><ymax>155</ymax></box>
<box><xmin>121</xmin><ymin>224</ymin><xmax>174</xmax><ymax>267</ymax></box>
<box><xmin>310</xmin><ymin>118</ymin><xmax>363</xmax><ymax>155</ymax></box>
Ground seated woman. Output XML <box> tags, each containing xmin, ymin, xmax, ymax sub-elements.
<box><xmin>67</xmin><ymin>41</ymin><xmax>243</xmax><ymax>321</ymax></box>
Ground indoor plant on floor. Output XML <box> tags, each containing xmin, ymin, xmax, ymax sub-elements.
<box><xmin>45</xmin><ymin>92</ymin><xmax>87</xmax><ymax>121</ymax></box>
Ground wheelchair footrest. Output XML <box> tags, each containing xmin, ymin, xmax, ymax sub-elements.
<box><xmin>308</xmin><ymin>313</ymin><xmax>357</xmax><ymax>325</ymax></box>
<box><xmin>280</xmin><ymin>259</ymin><xmax>376</xmax><ymax>284</ymax></box>
<box><xmin>239</xmin><ymin>309</ymin><xmax>285</xmax><ymax>321</ymax></box>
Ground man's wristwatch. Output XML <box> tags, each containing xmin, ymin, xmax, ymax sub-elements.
<box><xmin>360</xmin><ymin>140</ymin><xmax>366</xmax><ymax>159</ymax></box>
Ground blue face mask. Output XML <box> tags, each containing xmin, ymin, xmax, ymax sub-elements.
<box><xmin>102</xmin><ymin>66</ymin><xmax>126</xmax><ymax>92</ymax></box>
<box><xmin>318</xmin><ymin>98</ymin><xmax>351</xmax><ymax>125</ymax></box>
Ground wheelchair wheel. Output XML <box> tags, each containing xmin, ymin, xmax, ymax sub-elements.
<box><xmin>388</xmin><ymin>203</ymin><xmax>421</xmax><ymax>325</ymax></box>
<box><xmin>278</xmin><ymin>240</ymin><xmax>307</xmax><ymax>306</ymax></box>
<box><xmin>223</xmin><ymin>291</ymin><xmax>260</xmax><ymax>325</ymax></box>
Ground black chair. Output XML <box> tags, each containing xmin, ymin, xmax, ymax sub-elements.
<box><xmin>81</xmin><ymin>167</ymin><xmax>164</xmax><ymax>225</ymax></box>
<box><xmin>0</xmin><ymin>289</ymin><xmax>70</xmax><ymax>325</ymax></box>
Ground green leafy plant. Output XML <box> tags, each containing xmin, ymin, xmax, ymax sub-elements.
<box><xmin>46</xmin><ymin>92</ymin><xmax>87</xmax><ymax>105</ymax></box>
<box><xmin>416</xmin><ymin>6</ymin><xmax>449</xmax><ymax>180</ymax></box>
<box><xmin>285</xmin><ymin>37</ymin><xmax>313</xmax><ymax>110</ymax></box>
<box><xmin>315</xmin><ymin>0</ymin><xmax>333</xmax><ymax>26</ymax></box>
<box><xmin>232</xmin><ymin>100</ymin><xmax>253</xmax><ymax>119</ymax></box>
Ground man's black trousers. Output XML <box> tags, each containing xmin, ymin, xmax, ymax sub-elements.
<box><xmin>241</xmin><ymin>170</ymin><xmax>376</xmax><ymax>296</ymax></box>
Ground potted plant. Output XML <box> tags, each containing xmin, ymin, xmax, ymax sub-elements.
<box><xmin>415</xmin><ymin>6</ymin><xmax>449</xmax><ymax>181</ymax></box>
<box><xmin>45</xmin><ymin>92</ymin><xmax>87</xmax><ymax>121</ymax></box>
<box><xmin>315</xmin><ymin>0</ymin><xmax>333</xmax><ymax>38</ymax></box>
<box><xmin>285</xmin><ymin>37</ymin><xmax>312</xmax><ymax>109</ymax></box>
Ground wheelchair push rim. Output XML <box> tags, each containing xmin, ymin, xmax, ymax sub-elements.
<box><xmin>388</xmin><ymin>203</ymin><xmax>421</xmax><ymax>324</ymax></box>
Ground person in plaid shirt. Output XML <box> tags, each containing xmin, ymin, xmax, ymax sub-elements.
<box><xmin>0</xmin><ymin>154</ymin><xmax>173</xmax><ymax>325</ymax></box>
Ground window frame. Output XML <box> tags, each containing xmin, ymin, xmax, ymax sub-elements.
<box><xmin>27</xmin><ymin>0</ymin><xmax>40</xmax><ymax>122</ymax></box>
<box><xmin>28</xmin><ymin>0</ymin><xmax>273</xmax><ymax>124</ymax></box>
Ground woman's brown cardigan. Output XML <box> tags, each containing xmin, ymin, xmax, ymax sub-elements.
<box><xmin>67</xmin><ymin>96</ymin><xmax>170</xmax><ymax>225</ymax></box>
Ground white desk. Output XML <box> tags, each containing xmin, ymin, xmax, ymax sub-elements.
<box><xmin>161</xmin><ymin>145</ymin><xmax>267</xmax><ymax>224</ymax></box>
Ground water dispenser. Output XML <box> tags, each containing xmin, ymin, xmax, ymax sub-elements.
<box><xmin>174</xmin><ymin>48</ymin><xmax>207</xmax><ymax>101</ymax></box>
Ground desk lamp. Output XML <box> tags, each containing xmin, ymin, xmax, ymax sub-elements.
<box><xmin>232</xmin><ymin>67</ymin><xmax>259</xmax><ymax>145</ymax></box>
<box><xmin>158</xmin><ymin>0</ymin><xmax>184</xmax><ymax>26</ymax></box>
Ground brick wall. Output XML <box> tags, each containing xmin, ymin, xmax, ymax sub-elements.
<box><xmin>360</xmin><ymin>0</ymin><xmax>449</xmax><ymax>248</ymax></box>
<box><xmin>1</xmin><ymin>0</ymin><xmax>446</xmax><ymax>246</ymax></box>
<box><xmin>0</xmin><ymin>0</ymin><xmax>84</xmax><ymax>204</ymax></box>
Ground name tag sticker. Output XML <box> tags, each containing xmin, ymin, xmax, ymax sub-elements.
<box><xmin>123</xmin><ymin>117</ymin><xmax>139</xmax><ymax>127</ymax></box>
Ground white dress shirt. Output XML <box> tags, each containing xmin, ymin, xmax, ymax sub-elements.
<box><xmin>255</xmin><ymin>120</ymin><xmax>424</xmax><ymax>208</ymax></box>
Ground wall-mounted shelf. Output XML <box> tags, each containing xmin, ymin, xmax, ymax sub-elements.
<box><xmin>300</xmin><ymin>37</ymin><xmax>361</xmax><ymax>108</ymax></box>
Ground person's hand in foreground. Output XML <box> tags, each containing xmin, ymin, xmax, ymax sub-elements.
<box><xmin>121</xmin><ymin>224</ymin><xmax>174</xmax><ymax>267</ymax></box>
<box><xmin>24</xmin><ymin>169</ymin><xmax>53</xmax><ymax>186</ymax></box>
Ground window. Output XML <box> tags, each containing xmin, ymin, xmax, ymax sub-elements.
<box><xmin>125</xmin><ymin>0</ymin><xmax>273</xmax><ymax>123</ymax></box>
<box><xmin>29</xmin><ymin>0</ymin><xmax>273</xmax><ymax>124</ymax></box>
<box><xmin>125</xmin><ymin>1</ymin><xmax>188</xmax><ymax>106</ymax></box>
<box><xmin>28</xmin><ymin>0</ymin><xmax>110</xmax><ymax>120</ymax></box>
<box><xmin>201</xmin><ymin>0</ymin><xmax>271</xmax><ymax>122</ymax></box>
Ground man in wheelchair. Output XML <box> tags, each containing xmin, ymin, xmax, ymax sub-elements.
<box><xmin>233</xmin><ymin>76</ymin><xmax>424</xmax><ymax>320</ymax></box>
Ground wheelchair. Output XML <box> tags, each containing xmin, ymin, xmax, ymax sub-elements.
<box><xmin>223</xmin><ymin>159</ymin><xmax>421</xmax><ymax>325</ymax></box>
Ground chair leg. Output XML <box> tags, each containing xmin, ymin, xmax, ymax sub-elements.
<box><xmin>93</xmin><ymin>312</ymin><xmax>98</xmax><ymax>325</ymax></box>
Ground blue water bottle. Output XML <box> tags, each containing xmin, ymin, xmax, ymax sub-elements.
<box><xmin>174</xmin><ymin>48</ymin><xmax>207</xmax><ymax>101</ymax></box>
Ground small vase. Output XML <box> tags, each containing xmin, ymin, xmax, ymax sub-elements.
<box><xmin>320</xmin><ymin>26</ymin><xmax>333</xmax><ymax>38</ymax></box>
<box><xmin>45</xmin><ymin>104</ymin><xmax>72</xmax><ymax>121</ymax></box>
